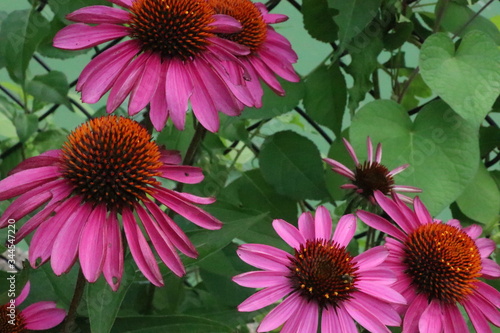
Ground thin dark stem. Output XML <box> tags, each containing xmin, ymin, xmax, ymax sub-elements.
<box><xmin>33</xmin><ymin>54</ymin><xmax>51</xmax><ymax>72</ymax></box>
<box><xmin>485</xmin><ymin>115</ymin><xmax>498</xmax><ymax>128</ymax></box>
<box><xmin>287</xmin><ymin>0</ymin><xmax>301</xmax><ymax>11</ymax></box>
<box><xmin>408</xmin><ymin>96</ymin><xmax>439</xmax><ymax>115</ymax></box>
<box><xmin>265</xmin><ymin>0</ymin><xmax>281</xmax><ymax>11</ymax></box>
<box><xmin>70</xmin><ymin>99</ymin><xmax>93</xmax><ymax>120</ymax></box>
<box><xmin>294</xmin><ymin>107</ymin><xmax>333</xmax><ymax>144</ymax></box>
<box><xmin>452</xmin><ymin>0</ymin><xmax>495</xmax><ymax>38</ymax></box>
<box><xmin>485</xmin><ymin>152</ymin><xmax>500</xmax><ymax>168</ymax></box>
<box><xmin>62</xmin><ymin>268</ymin><xmax>86</xmax><ymax>333</ymax></box>
<box><xmin>0</xmin><ymin>84</ymin><xmax>26</xmax><ymax>110</ymax></box>
<box><xmin>182</xmin><ymin>122</ymin><xmax>207</xmax><ymax>166</ymax></box>
<box><xmin>396</xmin><ymin>67</ymin><xmax>419</xmax><ymax>104</ymax></box>
<box><xmin>39</xmin><ymin>104</ymin><xmax>62</xmax><ymax>121</ymax></box>
<box><xmin>36</xmin><ymin>0</ymin><xmax>48</xmax><ymax>12</ymax></box>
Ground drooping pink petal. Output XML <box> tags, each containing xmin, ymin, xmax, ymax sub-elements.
<box><xmin>233</xmin><ymin>271</ymin><xmax>288</xmax><ymax>288</ymax></box>
<box><xmin>466</xmin><ymin>292</ymin><xmax>500</xmax><ymax>327</ymax></box>
<box><xmin>103</xmin><ymin>212</ymin><xmax>124</xmax><ymax>291</ymax></box>
<box><xmin>442</xmin><ymin>302</ymin><xmax>469</xmax><ymax>333</ymax></box>
<box><xmin>106</xmin><ymin>0</ymin><xmax>133</xmax><ymax>8</ymax></box>
<box><xmin>79</xmin><ymin>204</ymin><xmax>107</xmax><ymax>283</ymax></box>
<box><xmin>298</xmin><ymin>211</ymin><xmax>315</xmax><ymax>240</ymax></box>
<box><xmin>0</xmin><ymin>181</ymin><xmax>53</xmax><ymax>222</ymax></box>
<box><xmin>174</xmin><ymin>192</ymin><xmax>216</xmax><ymax>205</ymax></box>
<box><xmin>248</xmin><ymin>56</ymin><xmax>284</xmax><ymax>95</ymax></box>
<box><xmin>128</xmin><ymin>52</ymin><xmax>162</xmax><ymax>115</ymax></box>
<box><xmin>258</xmin><ymin>48</ymin><xmax>299</xmax><ymax>82</ymax></box>
<box><xmin>258</xmin><ymin>292</ymin><xmax>301</xmax><ymax>332</ymax></box>
<box><xmin>280</xmin><ymin>298</ymin><xmax>307</xmax><ymax>333</ymax></box>
<box><xmin>476</xmin><ymin>281</ymin><xmax>500</xmax><ymax>308</ymax></box>
<box><xmin>413</xmin><ymin>196</ymin><xmax>432</xmax><ymax>224</ymax></box>
<box><xmin>314</xmin><ymin>206</ymin><xmax>332</xmax><ymax>240</ymax></box>
<box><xmin>238</xmin><ymin>284</ymin><xmax>292</xmax><ymax>312</ymax></box>
<box><xmin>358</xmin><ymin>268</ymin><xmax>396</xmax><ymax>284</ymax></box>
<box><xmin>209</xmin><ymin>14</ymin><xmax>242</xmax><ymax>33</ymax></box>
<box><xmin>332</xmin><ymin>214</ymin><xmax>356</xmax><ymax>247</ymax></box>
<box><xmin>418</xmin><ymin>300</ymin><xmax>443</xmax><ymax>333</ymax></box>
<box><xmin>0</xmin><ymin>166</ymin><xmax>61</xmax><ymax>200</ymax></box>
<box><xmin>356</xmin><ymin>210</ymin><xmax>407</xmax><ymax>241</ymax></box>
<box><xmin>53</xmin><ymin>23</ymin><xmax>129</xmax><ymax>50</ymax></box>
<box><xmin>122</xmin><ymin>208</ymin><xmax>163</xmax><ymax>287</ymax></box>
<box><xmin>143</xmin><ymin>200</ymin><xmax>197</xmax><ymax>258</ymax></box>
<box><xmin>8</xmin><ymin>150</ymin><xmax>60</xmax><ymax>174</ymax></box>
<box><xmin>402</xmin><ymin>293</ymin><xmax>428</xmax><ymax>333</ymax></box>
<box><xmin>159</xmin><ymin>149</ymin><xmax>182</xmax><ymax>165</ymax></box>
<box><xmin>272</xmin><ymin>219</ymin><xmax>305</xmax><ymax>250</ymax></box>
<box><xmin>295</xmin><ymin>301</ymin><xmax>318</xmax><ymax>333</ymax></box>
<box><xmin>16</xmin><ymin>282</ymin><xmax>30</xmax><ymax>305</ymax></box>
<box><xmin>158</xmin><ymin>165</ymin><xmax>204</xmax><ymax>184</ymax></box>
<box><xmin>165</xmin><ymin>58</ymin><xmax>193</xmax><ymax>130</ymax></box>
<box><xmin>152</xmin><ymin>187</ymin><xmax>222</xmax><ymax>230</ymax></box>
<box><xmin>344</xmin><ymin>300</ymin><xmax>391</xmax><ymax>333</ymax></box>
<box><xmin>22</xmin><ymin>302</ymin><xmax>66</xmax><ymax>330</ymax></box>
<box><xmin>481</xmin><ymin>259</ymin><xmax>500</xmax><ymax>278</ymax></box>
<box><xmin>336</xmin><ymin>304</ymin><xmax>359</xmax><ymax>333</ymax></box>
<box><xmin>374</xmin><ymin>191</ymin><xmax>417</xmax><ymax>234</ymax></box>
<box><xmin>135</xmin><ymin>204</ymin><xmax>185</xmax><ymax>277</ymax></box>
<box><xmin>236</xmin><ymin>244</ymin><xmax>291</xmax><ymax>272</ymax></box>
<box><xmin>464</xmin><ymin>224</ymin><xmax>483</xmax><ymax>239</ymax></box>
<box><xmin>353</xmin><ymin>246</ymin><xmax>389</xmax><ymax>271</ymax></box>
<box><xmin>66</xmin><ymin>5</ymin><xmax>131</xmax><ymax>24</ymax></box>
<box><xmin>149</xmin><ymin>63</ymin><xmax>169</xmax><ymax>131</ymax></box>
<box><xmin>51</xmin><ymin>203</ymin><xmax>92</xmax><ymax>275</ymax></box>
<box><xmin>462</xmin><ymin>297</ymin><xmax>492</xmax><ymax>333</ymax></box>
<box><xmin>349</xmin><ymin>292</ymin><xmax>401</xmax><ymax>326</ymax></box>
<box><xmin>355</xmin><ymin>280</ymin><xmax>406</xmax><ymax>304</ymax></box>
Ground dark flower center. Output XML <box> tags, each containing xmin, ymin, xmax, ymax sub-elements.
<box><xmin>403</xmin><ymin>223</ymin><xmax>482</xmax><ymax>303</ymax></box>
<box><xmin>288</xmin><ymin>239</ymin><xmax>358</xmax><ymax>308</ymax></box>
<box><xmin>61</xmin><ymin>116</ymin><xmax>162</xmax><ymax>211</ymax></box>
<box><xmin>129</xmin><ymin>0</ymin><xmax>216</xmax><ymax>60</ymax></box>
<box><xmin>0</xmin><ymin>305</ymin><xmax>26</xmax><ymax>333</ymax></box>
<box><xmin>209</xmin><ymin>0</ymin><xmax>267</xmax><ymax>52</ymax></box>
<box><xmin>353</xmin><ymin>162</ymin><xmax>394</xmax><ymax>198</ymax></box>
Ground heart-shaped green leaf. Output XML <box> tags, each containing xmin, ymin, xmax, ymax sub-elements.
<box><xmin>420</xmin><ymin>31</ymin><xmax>500</xmax><ymax>128</ymax></box>
<box><xmin>350</xmin><ymin>99</ymin><xmax>479</xmax><ymax>215</ymax></box>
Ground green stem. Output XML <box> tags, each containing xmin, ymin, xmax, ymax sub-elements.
<box><xmin>61</xmin><ymin>268</ymin><xmax>86</xmax><ymax>333</ymax></box>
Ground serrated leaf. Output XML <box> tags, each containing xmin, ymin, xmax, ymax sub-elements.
<box><xmin>26</xmin><ymin>71</ymin><xmax>71</xmax><ymax>107</ymax></box>
<box><xmin>0</xmin><ymin>10</ymin><xmax>50</xmax><ymax>83</ymax></box>
<box><xmin>304</xmin><ymin>63</ymin><xmax>346</xmax><ymax>138</ymax></box>
<box><xmin>420</xmin><ymin>31</ymin><xmax>500</xmax><ymax>128</ymax></box>
<box><xmin>302</xmin><ymin>0</ymin><xmax>338</xmax><ymax>42</ymax></box>
<box><xmin>259</xmin><ymin>131</ymin><xmax>329</xmax><ymax>200</ymax></box>
<box><xmin>240</xmin><ymin>78</ymin><xmax>304</xmax><ymax>119</ymax></box>
<box><xmin>350</xmin><ymin>100</ymin><xmax>479</xmax><ymax>215</ymax></box>
<box><xmin>456</xmin><ymin>164</ymin><xmax>500</xmax><ymax>225</ymax></box>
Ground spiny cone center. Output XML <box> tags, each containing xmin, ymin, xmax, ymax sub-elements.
<box><xmin>353</xmin><ymin>162</ymin><xmax>394</xmax><ymax>198</ymax></box>
<box><xmin>61</xmin><ymin>115</ymin><xmax>162</xmax><ymax>210</ymax></box>
<box><xmin>209</xmin><ymin>0</ymin><xmax>267</xmax><ymax>52</ymax></box>
<box><xmin>129</xmin><ymin>0</ymin><xmax>216</xmax><ymax>60</ymax></box>
<box><xmin>289</xmin><ymin>239</ymin><xmax>358</xmax><ymax>308</ymax></box>
<box><xmin>0</xmin><ymin>305</ymin><xmax>26</xmax><ymax>333</ymax></box>
<box><xmin>403</xmin><ymin>223</ymin><xmax>482</xmax><ymax>303</ymax></box>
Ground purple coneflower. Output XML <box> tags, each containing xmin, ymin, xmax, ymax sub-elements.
<box><xmin>357</xmin><ymin>191</ymin><xmax>500</xmax><ymax>333</ymax></box>
<box><xmin>233</xmin><ymin>207</ymin><xmax>406</xmax><ymax>332</ymax></box>
<box><xmin>208</xmin><ymin>0</ymin><xmax>299</xmax><ymax>106</ymax></box>
<box><xmin>53</xmin><ymin>0</ymin><xmax>259</xmax><ymax>132</ymax></box>
<box><xmin>0</xmin><ymin>116</ymin><xmax>222</xmax><ymax>290</ymax></box>
<box><xmin>324</xmin><ymin>137</ymin><xmax>421</xmax><ymax>205</ymax></box>
<box><xmin>0</xmin><ymin>282</ymin><xmax>66</xmax><ymax>331</ymax></box>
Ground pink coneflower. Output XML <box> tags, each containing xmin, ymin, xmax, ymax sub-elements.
<box><xmin>0</xmin><ymin>282</ymin><xmax>66</xmax><ymax>331</ymax></box>
<box><xmin>0</xmin><ymin>116</ymin><xmax>222</xmax><ymax>291</ymax></box>
<box><xmin>357</xmin><ymin>191</ymin><xmax>500</xmax><ymax>333</ymax></box>
<box><xmin>208</xmin><ymin>0</ymin><xmax>299</xmax><ymax>105</ymax></box>
<box><xmin>53</xmin><ymin>0</ymin><xmax>259</xmax><ymax>132</ymax></box>
<box><xmin>233</xmin><ymin>207</ymin><xmax>406</xmax><ymax>332</ymax></box>
<box><xmin>324</xmin><ymin>137</ymin><xmax>421</xmax><ymax>205</ymax></box>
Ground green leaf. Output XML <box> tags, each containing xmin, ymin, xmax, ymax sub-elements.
<box><xmin>87</xmin><ymin>260</ymin><xmax>137</xmax><ymax>333</ymax></box>
<box><xmin>439</xmin><ymin>2</ymin><xmax>500</xmax><ymax>44</ymax></box>
<box><xmin>383</xmin><ymin>22</ymin><xmax>414</xmax><ymax>50</ymax></box>
<box><xmin>259</xmin><ymin>131</ymin><xmax>329</xmax><ymax>200</ymax></box>
<box><xmin>240</xmin><ymin>78</ymin><xmax>304</xmax><ymax>119</ymax></box>
<box><xmin>111</xmin><ymin>315</ymin><xmax>233</xmax><ymax>333</ymax></box>
<box><xmin>38</xmin><ymin>16</ymin><xmax>90</xmax><ymax>59</ymax></box>
<box><xmin>479</xmin><ymin>126</ymin><xmax>500</xmax><ymax>157</ymax></box>
<box><xmin>0</xmin><ymin>10</ymin><xmax>50</xmax><ymax>83</ymax></box>
<box><xmin>456</xmin><ymin>164</ymin><xmax>500</xmax><ymax>225</ymax></box>
<box><xmin>330</xmin><ymin>0</ymin><xmax>383</xmax><ymax>51</ymax></box>
<box><xmin>13</xmin><ymin>112</ymin><xmax>38</xmax><ymax>143</ymax></box>
<box><xmin>32</xmin><ymin>128</ymin><xmax>69</xmax><ymax>154</ymax></box>
<box><xmin>302</xmin><ymin>0</ymin><xmax>338</xmax><ymax>43</ymax></box>
<box><xmin>26</xmin><ymin>71</ymin><xmax>71</xmax><ymax>107</ymax></box>
<box><xmin>420</xmin><ymin>31</ymin><xmax>500</xmax><ymax>128</ymax></box>
<box><xmin>350</xmin><ymin>100</ymin><xmax>479</xmax><ymax>215</ymax></box>
<box><xmin>304</xmin><ymin>62</ymin><xmax>346</xmax><ymax>138</ymax></box>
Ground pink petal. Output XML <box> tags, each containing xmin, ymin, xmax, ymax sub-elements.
<box><xmin>356</xmin><ymin>210</ymin><xmax>406</xmax><ymax>241</ymax></box>
<box><xmin>128</xmin><ymin>52</ymin><xmax>162</xmax><ymax>115</ymax></box>
<box><xmin>23</xmin><ymin>302</ymin><xmax>66</xmax><ymax>330</ymax></box>
<box><xmin>314</xmin><ymin>206</ymin><xmax>332</xmax><ymax>240</ymax></box>
<box><xmin>359</xmin><ymin>268</ymin><xmax>396</xmax><ymax>284</ymax></box>
<box><xmin>466</xmin><ymin>292</ymin><xmax>500</xmax><ymax>327</ymax></box>
<box><xmin>355</xmin><ymin>280</ymin><xmax>406</xmax><ymax>304</ymax></box>
<box><xmin>152</xmin><ymin>188</ymin><xmax>222</xmax><ymax>230</ymax></box>
<box><xmin>298</xmin><ymin>211</ymin><xmax>315</xmax><ymax>240</ymax></box>
<box><xmin>158</xmin><ymin>165</ymin><xmax>204</xmax><ymax>184</ymax></box>
<box><xmin>280</xmin><ymin>298</ymin><xmax>307</xmax><ymax>333</ymax></box>
<box><xmin>122</xmin><ymin>209</ymin><xmax>163</xmax><ymax>286</ymax></box>
<box><xmin>258</xmin><ymin>292</ymin><xmax>301</xmax><ymax>332</ymax></box>
<box><xmin>295</xmin><ymin>301</ymin><xmax>319</xmax><ymax>333</ymax></box>
<box><xmin>476</xmin><ymin>281</ymin><xmax>500</xmax><ymax>308</ymax></box>
<box><xmin>165</xmin><ymin>58</ymin><xmax>192</xmax><ymax>130</ymax></box>
<box><xmin>336</xmin><ymin>304</ymin><xmax>359</xmax><ymax>333</ymax></box>
<box><xmin>209</xmin><ymin>14</ymin><xmax>242</xmax><ymax>33</ymax></box>
<box><xmin>16</xmin><ymin>282</ymin><xmax>30</xmax><ymax>305</ymax></box>
<box><xmin>353</xmin><ymin>246</ymin><xmax>389</xmax><ymax>271</ymax></box>
<box><xmin>323</xmin><ymin>158</ymin><xmax>356</xmax><ymax>180</ymax></box>
<box><xmin>53</xmin><ymin>23</ymin><xmax>129</xmax><ymax>50</ymax></box>
<box><xmin>236</xmin><ymin>244</ymin><xmax>291</xmax><ymax>272</ymax></box>
<box><xmin>374</xmin><ymin>191</ymin><xmax>417</xmax><ymax>234</ymax></box>
<box><xmin>238</xmin><ymin>284</ymin><xmax>292</xmax><ymax>312</ymax></box>
<box><xmin>413</xmin><ymin>197</ymin><xmax>432</xmax><ymax>224</ymax></box>
<box><xmin>0</xmin><ymin>166</ymin><xmax>61</xmax><ymax>200</ymax></box>
<box><xmin>462</xmin><ymin>297</ymin><xmax>492</xmax><ymax>333</ymax></box>
<box><xmin>272</xmin><ymin>219</ymin><xmax>305</xmax><ymax>250</ymax></box>
<box><xmin>388</xmin><ymin>164</ymin><xmax>409</xmax><ymax>176</ymax></box>
<box><xmin>79</xmin><ymin>204</ymin><xmax>107</xmax><ymax>283</ymax></box>
<box><xmin>0</xmin><ymin>182</ymin><xmax>52</xmax><ymax>221</ymax></box>
<box><xmin>66</xmin><ymin>5</ymin><xmax>131</xmax><ymax>24</ymax></box>
<box><xmin>332</xmin><ymin>214</ymin><xmax>356</xmax><ymax>247</ymax></box>
<box><xmin>106</xmin><ymin>0</ymin><xmax>133</xmax><ymax>7</ymax></box>
<box><xmin>159</xmin><ymin>149</ymin><xmax>182</xmax><ymax>165</ymax></box>
<box><xmin>143</xmin><ymin>200</ymin><xmax>197</xmax><ymax>258</ymax></box>
<box><xmin>464</xmin><ymin>224</ymin><xmax>483</xmax><ymax>239</ymax></box>
<box><xmin>248</xmin><ymin>56</ymin><xmax>284</xmax><ymax>95</ymax></box>
<box><xmin>344</xmin><ymin>300</ymin><xmax>391</xmax><ymax>333</ymax></box>
<box><xmin>51</xmin><ymin>203</ymin><xmax>92</xmax><ymax>275</ymax></box>
<box><xmin>366</xmin><ymin>137</ymin><xmax>374</xmax><ymax>163</ymax></box>
<box><xmin>350</xmin><ymin>292</ymin><xmax>401</xmax><ymax>326</ymax></box>
<box><xmin>342</xmin><ymin>138</ymin><xmax>359</xmax><ymax>166</ymax></box>
<box><xmin>135</xmin><ymin>204</ymin><xmax>185</xmax><ymax>277</ymax></box>
<box><xmin>402</xmin><ymin>293</ymin><xmax>428</xmax><ymax>333</ymax></box>
<box><xmin>418</xmin><ymin>300</ymin><xmax>443</xmax><ymax>333</ymax></box>
<box><xmin>8</xmin><ymin>151</ymin><xmax>60</xmax><ymax>174</ymax></box>
<box><xmin>174</xmin><ymin>192</ymin><xmax>216</xmax><ymax>205</ymax></box>
<box><xmin>442</xmin><ymin>302</ymin><xmax>469</xmax><ymax>332</ymax></box>
<box><xmin>481</xmin><ymin>259</ymin><xmax>500</xmax><ymax>278</ymax></box>
<box><xmin>233</xmin><ymin>271</ymin><xmax>288</xmax><ymax>288</ymax></box>
<box><xmin>103</xmin><ymin>212</ymin><xmax>124</xmax><ymax>291</ymax></box>
<box><xmin>375</xmin><ymin>143</ymin><xmax>382</xmax><ymax>163</ymax></box>
<box><xmin>149</xmin><ymin>63</ymin><xmax>169</xmax><ymax>131</ymax></box>
<box><xmin>258</xmin><ymin>48</ymin><xmax>300</xmax><ymax>82</ymax></box>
